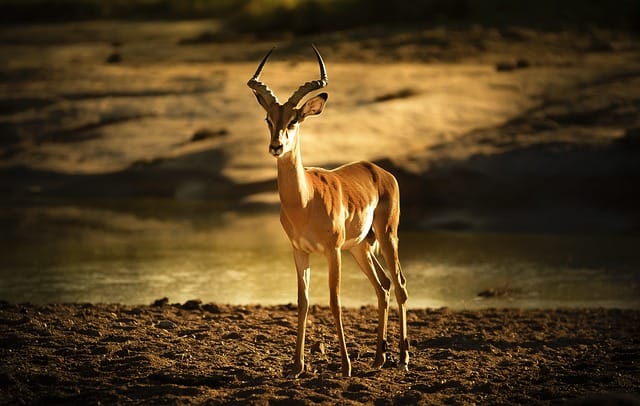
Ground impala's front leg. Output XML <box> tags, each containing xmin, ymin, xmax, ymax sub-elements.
<box><xmin>327</xmin><ymin>248</ymin><xmax>351</xmax><ymax>377</ymax></box>
<box><xmin>289</xmin><ymin>249</ymin><xmax>310</xmax><ymax>378</ymax></box>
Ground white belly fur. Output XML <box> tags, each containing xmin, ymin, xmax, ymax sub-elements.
<box><xmin>289</xmin><ymin>204</ymin><xmax>377</xmax><ymax>253</ymax></box>
<box><xmin>342</xmin><ymin>204</ymin><xmax>376</xmax><ymax>249</ymax></box>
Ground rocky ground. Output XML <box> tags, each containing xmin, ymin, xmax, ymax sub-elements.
<box><xmin>1</xmin><ymin>300</ymin><xmax>639</xmax><ymax>404</ymax></box>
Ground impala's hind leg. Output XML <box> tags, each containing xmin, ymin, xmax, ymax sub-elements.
<box><xmin>350</xmin><ymin>240</ymin><xmax>391</xmax><ymax>368</ymax></box>
<box><xmin>374</xmin><ymin>204</ymin><xmax>409</xmax><ymax>370</ymax></box>
<box><xmin>379</xmin><ymin>235</ymin><xmax>409</xmax><ymax>370</ymax></box>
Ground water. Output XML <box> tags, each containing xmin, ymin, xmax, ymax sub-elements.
<box><xmin>1</xmin><ymin>201</ymin><xmax>639</xmax><ymax>309</ymax></box>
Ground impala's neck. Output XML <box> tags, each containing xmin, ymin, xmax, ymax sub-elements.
<box><xmin>276</xmin><ymin>132</ymin><xmax>310</xmax><ymax>208</ymax></box>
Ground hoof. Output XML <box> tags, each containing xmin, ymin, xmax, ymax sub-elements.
<box><xmin>341</xmin><ymin>366</ymin><xmax>352</xmax><ymax>377</ymax></box>
<box><xmin>398</xmin><ymin>362</ymin><xmax>409</xmax><ymax>372</ymax></box>
<box><xmin>372</xmin><ymin>353</ymin><xmax>387</xmax><ymax>369</ymax></box>
<box><xmin>341</xmin><ymin>359</ymin><xmax>352</xmax><ymax>377</ymax></box>
<box><xmin>286</xmin><ymin>364</ymin><xmax>304</xmax><ymax>379</ymax></box>
<box><xmin>287</xmin><ymin>371</ymin><xmax>304</xmax><ymax>379</ymax></box>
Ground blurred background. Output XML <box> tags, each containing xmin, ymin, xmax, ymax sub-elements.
<box><xmin>1</xmin><ymin>0</ymin><xmax>639</xmax><ymax>308</ymax></box>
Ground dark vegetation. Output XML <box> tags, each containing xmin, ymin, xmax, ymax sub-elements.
<box><xmin>1</xmin><ymin>0</ymin><xmax>639</xmax><ymax>34</ymax></box>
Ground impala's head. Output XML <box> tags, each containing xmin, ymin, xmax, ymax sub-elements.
<box><xmin>247</xmin><ymin>45</ymin><xmax>328</xmax><ymax>158</ymax></box>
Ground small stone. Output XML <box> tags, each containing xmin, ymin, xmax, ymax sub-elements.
<box><xmin>80</xmin><ymin>328</ymin><xmax>102</xmax><ymax>338</ymax></box>
<box><xmin>90</xmin><ymin>346</ymin><xmax>110</xmax><ymax>355</ymax></box>
<box><xmin>311</xmin><ymin>341</ymin><xmax>326</xmax><ymax>355</ymax></box>
<box><xmin>181</xmin><ymin>300</ymin><xmax>202</xmax><ymax>311</ymax></box>
<box><xmin>157</xmin><ymin>320</ymin><xmax>177</xmax><ymax>330</ymax></box>
<box><xmin>202</xmin><ymin>303</ymin><xmax>221</xmax><ymax>314</ymax></box>
<box><xmin>152</xmin><ymin>298</ymin><xmax>169</xmax><ymax>307</ymax></box>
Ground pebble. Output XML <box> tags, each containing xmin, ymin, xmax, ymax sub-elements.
<box><xmin>157</xmin><ymin>320</ymin><xmax>177</xmax><ymax>330</ymax></box>
<box><xmin>223</xmin><ymin>332</ymin><xmax>242</xmax><ymax>340</ymax></box>
<box><xmin>181</xmin><ymin>300</ymin><xmax>202</xmax><ymax>311</ymax></box>
<box><xmin>203</xmin><ymin>303</ymin><xmax>222</xmax><ymax>314</ymax></box>
<box><xmin>152</xmin><ymin>298</ymin><xmax>169</xmax><ymax>307</ymax></box>
<box><xmin>311</xmin><ymin>342</ymin><xmax>326</xmax><ymax>355</ymax></box>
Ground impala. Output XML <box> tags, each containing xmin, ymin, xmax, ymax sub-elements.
<box><xmin>247</xmin><ymin>45</ymin><xmax>409</xmax><ymax>378</ymax></box>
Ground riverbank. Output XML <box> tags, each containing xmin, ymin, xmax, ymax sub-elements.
<box><xmin>1</xmin><ymin>301</ymin><xmax>638</xmax><ymax>404</ymax></box>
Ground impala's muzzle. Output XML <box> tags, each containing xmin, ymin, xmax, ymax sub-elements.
<box><xmin>269</xmin><ymin>143</ymin><xmax>284</xmax><ymax>157</ymax></box>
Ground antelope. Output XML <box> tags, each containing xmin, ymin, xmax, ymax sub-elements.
<box><xmin>247</xmin><ymin>45</ymin><xmax>409</xmax><ymax>378</ymax></box>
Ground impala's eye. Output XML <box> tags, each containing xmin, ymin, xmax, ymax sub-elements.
<box><xmin>288</xmin><ymin>120</ymin><xmax>298</xmax><ymax>129</ymax></box>
<box><xmin>265</xmin><ymin>118</ymin><xmax>273</xmax><ymax>127</ymax></box>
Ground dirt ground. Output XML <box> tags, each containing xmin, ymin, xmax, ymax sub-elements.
<box><xmin>1</xmin><ymin>300</ymin><xmax>639</xmax><ymax>405</ymax></box>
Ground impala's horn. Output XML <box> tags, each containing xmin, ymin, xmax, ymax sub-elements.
<box><xmin>286</xmin><ymin>44</ymin><xmax>328</xmax><ymax>107</ymax></box>
<box><xmin>247</xmin><ymin>47</ymin><xmax>279</xmax><ymax>108</ymax></box>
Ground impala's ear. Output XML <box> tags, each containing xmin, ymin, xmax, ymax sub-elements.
<box><xmin>299</xmin><ymin>93</ymin><xmax>328</xmax><ymax>121</ymax></box>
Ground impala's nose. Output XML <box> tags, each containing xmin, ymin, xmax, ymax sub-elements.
<box><xmin>269</xmin><ymin>143</ymin><xmax>283</xmax><ymax>156</ymax></box>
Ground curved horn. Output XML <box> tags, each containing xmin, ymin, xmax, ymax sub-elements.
<box><xmin>247</xmin><ymin>47</ymin><xmax>279</xmax><ymax>107</ymax></box>
<box><xmin>286</xmin><ymin>44</ymin><xmax>328</xmax><ymax>107</ymax></box>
